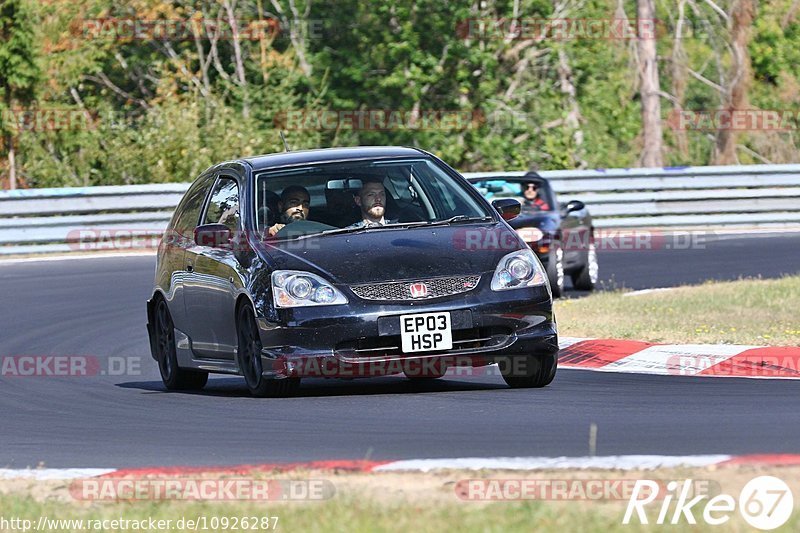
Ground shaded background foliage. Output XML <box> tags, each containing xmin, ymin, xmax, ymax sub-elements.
<box><xmin>1</xmin><ymin>0</ymin><xmax>798</xmax><ymax>188</ymax></box>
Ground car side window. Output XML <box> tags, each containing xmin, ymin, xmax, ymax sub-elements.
<box><xmin>421</xmin><ymin>169</ymin><xmax>474</xmax><ymax>217</ymax></box>
<box><xmin>172</xmin><ymin>173</ymin><xmax>216</xmax><ymax>237</ymax></box>
<box><xmin>203</xmin><ymin>177</ymin><xmax>240</xmax><ymax>232</ymax></box>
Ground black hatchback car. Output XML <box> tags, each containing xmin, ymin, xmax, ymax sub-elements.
<box><xmin>468</xmin><ymin>172</ymin><xmax>598</xmax><ymax>297</ymax></box>
<box><xmin>147</xmin><ymin>147</ymin><xmax>558</xmax><ymax>397</ymax></box>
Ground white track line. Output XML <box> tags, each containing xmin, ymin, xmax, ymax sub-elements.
<box><xmin>623</xmin><ymin>288</ymin><xmax>677</xmax><ymax>297</ymax></box>
<box><xmin>0</xmin><ymin>468</ymin><xmax>116</xmax><ymax>480</ymax></box>
<box><xmin>373</xmin><ymin>455</ymin><xmax>734</xmax><ymax>472</ymax></box>
<box><xmin>0</xmin><ymin>251</ymin><xmax>155</xmax><ymax>265</ymax></box>
<box><xmin>0</xmin><ymin>456</ymin><xmax>735</xmax><ymax>478</ymax></box>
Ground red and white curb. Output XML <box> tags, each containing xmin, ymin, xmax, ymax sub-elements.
<box><xmin>3</xmin><ymin>455</ymin><xmax>800</xmax><ymax>479</ymax></box>
<box><xmin>558</xmin><ymin>337</ymin><xmax>800</xmax><ymax>379</ymax></box>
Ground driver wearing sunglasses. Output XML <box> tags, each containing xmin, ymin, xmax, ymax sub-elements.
<box><xmin>521</xmin><ymin>181</ymin><xmax>550</xmax><ymax>211</ymax></box>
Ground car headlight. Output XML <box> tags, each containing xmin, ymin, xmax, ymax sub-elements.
<box><xmin>490</xmin><ymin>249</ymin><xmax>547</xmax><ymax>291</ymax></box>
<box><xmin>516</xmin><ymin>227</ymin><xmax>544</xmax><ymax>243</ymax></box>
<box><xmin>272</xmin><ymin>270</ymin><xmax>348</xmax><ymax>308</ymax></box>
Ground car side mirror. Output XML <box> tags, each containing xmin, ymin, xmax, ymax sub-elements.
<box><xmin>492</xmin><ymin>198</ymin><xmax>521</xmax><ymax>221</ymax></box>
<box><xmin>194</xmin><ymin>224</ymin><xmax>232</xmax><ymax>248</ymax></box>
<box><xmin>564</xmin><ymin>200</ymin><xmax>585</xmax><ymax>214</ymax></box>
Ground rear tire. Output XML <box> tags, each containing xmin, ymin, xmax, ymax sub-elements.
<box><xmin>571</xmin><ymin>242</ymin><xmax>599</xmax><ymax>291</ymax></box>
<box><xmin>500</xmin><ymin>354</ymin><xmax>557</xmax><ymax>388</ymax></box>
<box><xmin>154</xmin><ymin>298</ymin><xmax>208</xmax><ymax>391</ymax></box>
<box><xmin>546</xmin><ymin>246</ymin><xmax>564</xmax><ymax>298</ymax></box>
<box><xmin>237</xmin><ymin>304</ymin><xmax>300</xmax><ymax>398</ymax></box>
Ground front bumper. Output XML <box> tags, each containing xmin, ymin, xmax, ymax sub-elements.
<box><xmin>256</xmin><ymin>282</ymin><xmax>558</xmax><ymax>378</ymax></box>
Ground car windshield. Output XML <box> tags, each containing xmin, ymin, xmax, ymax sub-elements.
<box><xmin>254</xmin><ymin>158</ymin><xmax>493</xmax><ymax>238</ymax></box>
<box><xmin>470</xmin><ymin>177</ymin><xmax>556</xmax><ymax>213</ymax></box>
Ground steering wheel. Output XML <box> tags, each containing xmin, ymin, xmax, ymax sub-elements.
<box><xmin>274</xmin><ymin>219</ymin><xmax>337</xmax><ymax>238</ymax></box>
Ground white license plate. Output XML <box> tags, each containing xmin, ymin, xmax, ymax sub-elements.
<box><xmin>399</xmin><ymin>312</ymin><xmax>453</xmax><ymax>353</ymax></box>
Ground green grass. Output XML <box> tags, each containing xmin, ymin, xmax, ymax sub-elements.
<box><xmin>556</xmin><ymin>275</ymin><xmax>800</xmax><ymax>345</ymax></box>
<box><xmin>2</xmin><ymin>493</ymin><xmax>798</xmax><ymax>532</ymax></box>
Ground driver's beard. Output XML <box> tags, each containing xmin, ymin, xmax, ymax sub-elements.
<box><xmin>283</xmin><ymin>210</ymin><xmax>306</xmax><ymax>223</ymax></box>
<box><xmin>367</xmin><ymin>206</ymin><xmax>385</xmax><ymax>219</ymax></box>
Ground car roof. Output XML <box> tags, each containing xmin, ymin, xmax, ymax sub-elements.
<box><xmin>240</xmin><ymin>146</ymin><xmax>426</xmax><ymax>171</ymax></box>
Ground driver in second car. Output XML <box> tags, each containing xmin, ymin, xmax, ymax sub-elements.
<box><xmin>520</xmin><ymin>181</ymin><xmax>550</xmax><ymax>211</ymax></box>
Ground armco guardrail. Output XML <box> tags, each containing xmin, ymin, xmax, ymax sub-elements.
<box><xmin>1</xmin><ymin>164</ymin><xmax>800</xmax><ymax>255</ymax></box>
<box><xmin>465</xmin><ymin>164</ymin><xmax>800</xmax><ymax>228</ymax></box>
<box><xmin>0</xmin><ymin>184</ymin><xmax>188</xmax><ymax>255</ymax></box>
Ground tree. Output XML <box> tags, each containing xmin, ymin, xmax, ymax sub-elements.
<box><xmin>637</xmin><ymin>0</ymin><xmax>664</xmax><ymax>166</ymax></box>
<box><xmin>0</xmin><ymin>0</ymin><xmax>40</xmax><ymax>189</ymax></box>
<box><xmin>714</xmin><ymin>0</ymin><xmax>755</xmax><ymax>164</ymax></box>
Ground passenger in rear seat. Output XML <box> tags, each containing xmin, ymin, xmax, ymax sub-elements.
<box><xmin>324</xmin><ymin>187</ymin><xmax>360</xmax><ymax>227</ymax></box>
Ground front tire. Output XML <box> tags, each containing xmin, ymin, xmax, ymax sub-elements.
<box><xmin>546</xmin><ymin>246</ymin><xmax>564</xmax><ymax>298</ymax></box>
<box><xmin>237</xmin><ymin>304</ymin><xmax>300</xmax><ymax>398</ymax></box>
<box><xmin>154</xmin><ymin>298</ymin><xmax>208</xmax><ymax>391</ymax></box>
<box><xmin>500</xmin><ymin>354</ymin><xmax>557</xmax><ymax>388</ymax></box>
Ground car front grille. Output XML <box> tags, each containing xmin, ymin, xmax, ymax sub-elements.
<box><xmin>349</xmin><ymin>275</ymin><xmax>481</xmax><ymax>301</ymax></box>
<box><xmin>334</xmin><ymin>327</ymin><xmax>512</xmax><ymax>358</ymax></box>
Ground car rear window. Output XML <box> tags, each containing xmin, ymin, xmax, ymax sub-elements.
<box><xmin>202</xmin><ymin>177</ymin><xmax>240</xmax><ymax>231</ymax></box>
<box><xmin>171</xmin><ymin>172</ymin><xmax>216</xmax><ymax>236</ymax></box>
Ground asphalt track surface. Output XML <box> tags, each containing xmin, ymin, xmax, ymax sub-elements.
<box><xmin>1</xmin><ymin>232</ymin><xmax>799</xmax><ymax>468</ymax></box>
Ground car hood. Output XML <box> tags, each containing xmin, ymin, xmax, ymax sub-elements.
<box><xmin>253</xmin><ymin>223</ymin><xmax>526</xmax><ymax>285</ymax></box>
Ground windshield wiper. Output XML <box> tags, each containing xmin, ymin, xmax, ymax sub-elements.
<box><xmin>424</xmin><ymin>215</ymin><xmax>494</xmax><ymax>226</ymax></box>
<box><xmin>318</xmin><ymin>226</ymin><xmax>372</xmax><ymax>237</ymax></box>
<box><xmin>374</xmin><ymin>215</ymin><xmax>495</xmax><ymax>229</ymax></box>
<box><xmin>267</xmin><ymin>225</ymin><xmax>369</xmax><ymax>241</ymax></box>
<box><xmin>312</xmin><ymin>215</ymin><xmax>494</xmax><ymax>237</ymax></box>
